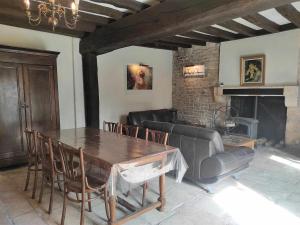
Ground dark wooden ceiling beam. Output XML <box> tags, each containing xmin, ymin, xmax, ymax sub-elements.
<box><xmin>156</xmin><ymin>40</ymin><xmax>191</xmax><ymax>48</ymax></box>
<box><xmin>197</xmin><ymin>26</ymin><xmax>239</xmax><ymax>40</ymax></box>
<box><xmin>79</xmin><ymin>0</ymin><xmax>125</xmax><ymax>19</ymax></box>
<box><xmin>140</xmin><ymin>42</ymin><xmax>178</xmax><ymax>51</ymax></box>
<box><xmin>79</xmin><ymin>12</ymin><xmax>113</xmax><ymax>25</ymax></box>
<box><xmin>279</xmin><ymin>22</ymin><xmax>297</xmax><ymax>31</ymax></box>
<box><xmin>219</xmin><ymin>20</ymin><xmax>257</xmax><ymax>37</ymax></box>
<box><xmin>88</xmin><ymin>0</ymin><xmax>149</xmax><ymax>12</ymax></box>
<box><xmin>276</xmin><ymin>4</ymin><xmax>300</xmax><ymax>27</ymax></box>
<box><xmin>182</xmin><ymin>31</ymin><xmax>225</xmax><ymax>43</ymax></box>
<box><xmin>162</xmin><ymin>36</ymin><xmax>206</xmax><ymax>46</ymax></box>
<box><xmin>81</xmin><ymin>0</ymin><xmax>295</xmax><ymax>54</ymax></box>
<box><xmin>243</xmin><ymin>13</ymin><xmax>280</xmax><ymax>33</ymax></box>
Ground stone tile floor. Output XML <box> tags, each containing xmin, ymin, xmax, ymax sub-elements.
<box><xmin>1</xmin><ymin>146</ymin><xmax>300</xmax><ymax>225</ymax></box>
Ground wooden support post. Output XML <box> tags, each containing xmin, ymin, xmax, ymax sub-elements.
<box><xmin>82</xmin><ymin>53</ymin><xmax>99</xmax><ymax>128</ymax></box>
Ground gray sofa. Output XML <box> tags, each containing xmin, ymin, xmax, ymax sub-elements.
<box><xmin>142</xmin><ymin>120</ymin><xmax>254</xmax><ymax>188</ymax></box>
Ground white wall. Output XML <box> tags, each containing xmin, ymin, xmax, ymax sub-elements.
<box><xmin>219</xmin><ymin>29</ymin><xmax>300</xmax><ymax>86</ymax></box>
<box><xmin>0</xmin><ymin>24</ymin><xmax>85</xmax><ymax>129</ymax></box>
<box><xmin>98</xmin><ymin>46</ymin><xmax>173</xmax><ymax>126</ymax></box>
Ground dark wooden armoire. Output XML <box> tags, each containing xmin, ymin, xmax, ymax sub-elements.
<box><xmin>0</xmin><ymin>45</ymin><xmax>60</xmax><ymax>168</ymax></box>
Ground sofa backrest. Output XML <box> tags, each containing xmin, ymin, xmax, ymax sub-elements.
<box><xmin>171</xmin><ymin>124</ymin><xmax>224</xmax><ymax>154</ymax></box>
<box><xmin>127</xmin><ymin>109</ymin><xmax>177</xmax><ymax>126</ymax></box>
<box><xmin>128</xmin><ymin>111</ymin><xmax>154</xmax><ymax>126</ymax></box>
<box><xmin>142</xmin><ymin>120</ymin><xmax>175</xmax><ymax>133</ymax></box>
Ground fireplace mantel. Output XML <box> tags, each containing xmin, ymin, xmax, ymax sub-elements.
<box><xmin>214</xmin><ymin>85</ymin><xmax>300</xmax><ymax>107</ymax></box>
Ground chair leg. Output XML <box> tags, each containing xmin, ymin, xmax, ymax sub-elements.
<box><xmin>104</xmin><ymin>187</ymin><xmax>110</xmax><ymax>221</ymax></box>
<box><xmin>49</xmin><ymin>178</ymin><xmax>54</xmax><ymax>214</ymax></box>
<box><xmin>80</xmin><ymin>192</ymin><xmax>85</xmax><ymax>225</ymax></box>
<box><xmin>32</xmin><ymin>167</ymin><xmax>38</xmax><ymax>199</ymax></box>
<box><xmin>57</xmin><ymin>174</ymin><xmax>63</xmax><ymax>192</ymax></box>
<box><xmin>61</xmin><ymin>187</ymin><xmax>67</xmax><ymax>225</ymax></box>
<box><xmin>24</xmin><ymin>166</ymin><xmax>31</xmax><ymax>191</ymax></box>
<box><xmin>87</xmin><ymin>193</ymin><xmax>92</xmax><ymax>212</ymax></box>
<box><xmin>39</xmin><ymin>173</ymin><xmax>45</xmax><ymax>203</ymax></box>
<box><xmin>142</xmin><ymin>182</ymin><xmax>148</xmax><ymax>206</ymax></box>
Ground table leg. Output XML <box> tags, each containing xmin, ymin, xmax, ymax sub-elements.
<box><xmin>158</xmin><ymin>173</ymin><xmax>166</xmax><ymax>212</ymax></box>
<box><xmin>108</xmin><ymin>196</ymin><xmax>116</xmax><ymax>225</ymax></box>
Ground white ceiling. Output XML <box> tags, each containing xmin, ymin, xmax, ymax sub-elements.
<box><xmin>234</xmin><ymin>18</ymin><xmax>262</xmax><ymax>30</ymax></box>
<box><xmin>259</xmin><ymin>9</ymin><xmax>290</xmax><ymax>25</ymax></box>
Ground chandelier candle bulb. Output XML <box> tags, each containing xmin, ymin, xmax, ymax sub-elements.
<box><xmin>71</xmin><ymin>2</ymin><xmax>76</xmax><ymax>15</ymax></box>
<box><xmin>24</xmin><ymin>0</ymin><xmax>30</xmax><ymax>9</ymax></box>
<box><xmin>75</xmin><ymin>0</ymin><xmax>80</xmax><ymax>7</ymax></box>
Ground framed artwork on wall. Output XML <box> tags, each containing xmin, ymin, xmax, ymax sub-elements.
<box><xmin>127</xmin><ymin>64</ymin><xmax>153</xmax><ymax>90</ymax></box>
<box><xmin>240</xmin><ymin>54</ymin><xmax>265</xmax><ymax>86</ymax></box>
<box><xmin>183</xmin><ymin>65</ymin><xmax>206</xmax><ymax>78</ymax></box>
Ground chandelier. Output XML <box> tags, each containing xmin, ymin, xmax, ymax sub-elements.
<box><xmin>24</xmin><ymin>0</ymin><xmax>80</xmax><ymax>31</ymax></box>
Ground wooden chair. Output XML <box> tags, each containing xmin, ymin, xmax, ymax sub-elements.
<box><xmin>142</xmin><ymin>128</ymin><xmax>169</xmax><ymax>206</ymax></box>
<box><xmin>58</xmin><ymin>143</ymin><xmax>110</xmax><ymax>225</ymax></box>
<box><xmin>24</xmin><ymin>129</ymin><xmax>42</xmax><ymax>199</ymax></box>
<box><xmin>120</xmin><ymin>124</ymin><xmax>139</xmax><ymax>138</ymax></box>
<box><xmin>145</xmin><ymin>128</ymin><xmax>169</xmax><ymax>145</ymax></box>
<box><xmin>37</xmin><ymin>133</ymin><xmax>64</xmax><ymax>214</ymax></box>
<box><xmin>103</xmin><ymin>121</ymin><xmax>119</xmax><ymax>133</ymax></box>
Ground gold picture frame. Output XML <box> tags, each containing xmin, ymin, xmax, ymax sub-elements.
<box><xmin>240</xmin><ymin>54</ymin><xmax>265</xmax><ymax>86</ymax></box>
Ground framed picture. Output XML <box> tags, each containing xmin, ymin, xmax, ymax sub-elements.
<box><xmin>183</xmin><ymin>65</ymin><xmax>206</xmax><ymax>78</ymax></box>
<box><xmin>127</xmin><ymin>64</ymin><xmax>153</xmax><ymax>90</ymax></box>
<box><xmin>240</xmin><ymin>54</ymin><xmax>265</xmax><ymax>86</ymax></box>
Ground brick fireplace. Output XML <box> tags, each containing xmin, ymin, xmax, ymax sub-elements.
<box><xmin>214</xmin><ymin>86</ymin><xmax>300</xmax><ymax>145</ymax></box>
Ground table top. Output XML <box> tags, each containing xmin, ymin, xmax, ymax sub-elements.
<box><xmin>222</xmin><ymin>134</ymin><xmax>255</xmax><ymax>146</ymax></box>
<box><xmin>43</xmin><ymin>127</ymin><xmax>177</xmax><ymax>167</ymax></box>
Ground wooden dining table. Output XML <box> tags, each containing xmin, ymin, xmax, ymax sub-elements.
<box><xmin>42</xmin><ymin>127</ymin><xmax>184</xmax><ymax>225</ymax></box>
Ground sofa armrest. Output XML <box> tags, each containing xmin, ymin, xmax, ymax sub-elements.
<box><xmin>169</xmin><ymin>134</ymin><xmax>216</xmax><ymax>181</ymax></box>
<box><xmin>200</xmin><ymin>147</ymin><xmax>254</xmax><ymax>182</ymax></box>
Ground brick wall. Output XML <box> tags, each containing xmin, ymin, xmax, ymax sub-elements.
<box><xmin>172</xmin><ymin>43</ymin><xmax>225</xmax><ymax>127</ymax></box>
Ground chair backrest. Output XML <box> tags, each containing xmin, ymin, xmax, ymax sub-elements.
<box><xmin>145</xmin><ymin>128</ymin><xmax>169</xmax><ymax>145</ymax></box>
<box><xmin>58</xmin><ymin>143</ymin><xmax>85</xmax><ymax>189</ymax></box>
<box><xmin>24</xmin><ymin>129</ymin><xmax>38</xmax><ymax>159</ymax></box>
<box><xmin>103</xmin><ymin>121</ymin><xmax>119</xmax><ymax>133</ymax></box>
<box><xmin>121</xmin><ymin>124</ymin><xmax>139</xmax><ymax>138</ymax></box>
<box><xmin>37</xmin><ymin>133</ymin><xmax>55</xmax><ymax>173</ymax></box>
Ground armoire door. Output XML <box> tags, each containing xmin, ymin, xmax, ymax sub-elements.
<box><xmin>23</xmin><ymin>64</ymin><xmax>59</xmax><ymax>132</ymax></box>
<box><xmin>0</xmin><ymin>62</ymin><xmax>26</xmax><ymax>166</ymax></box>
